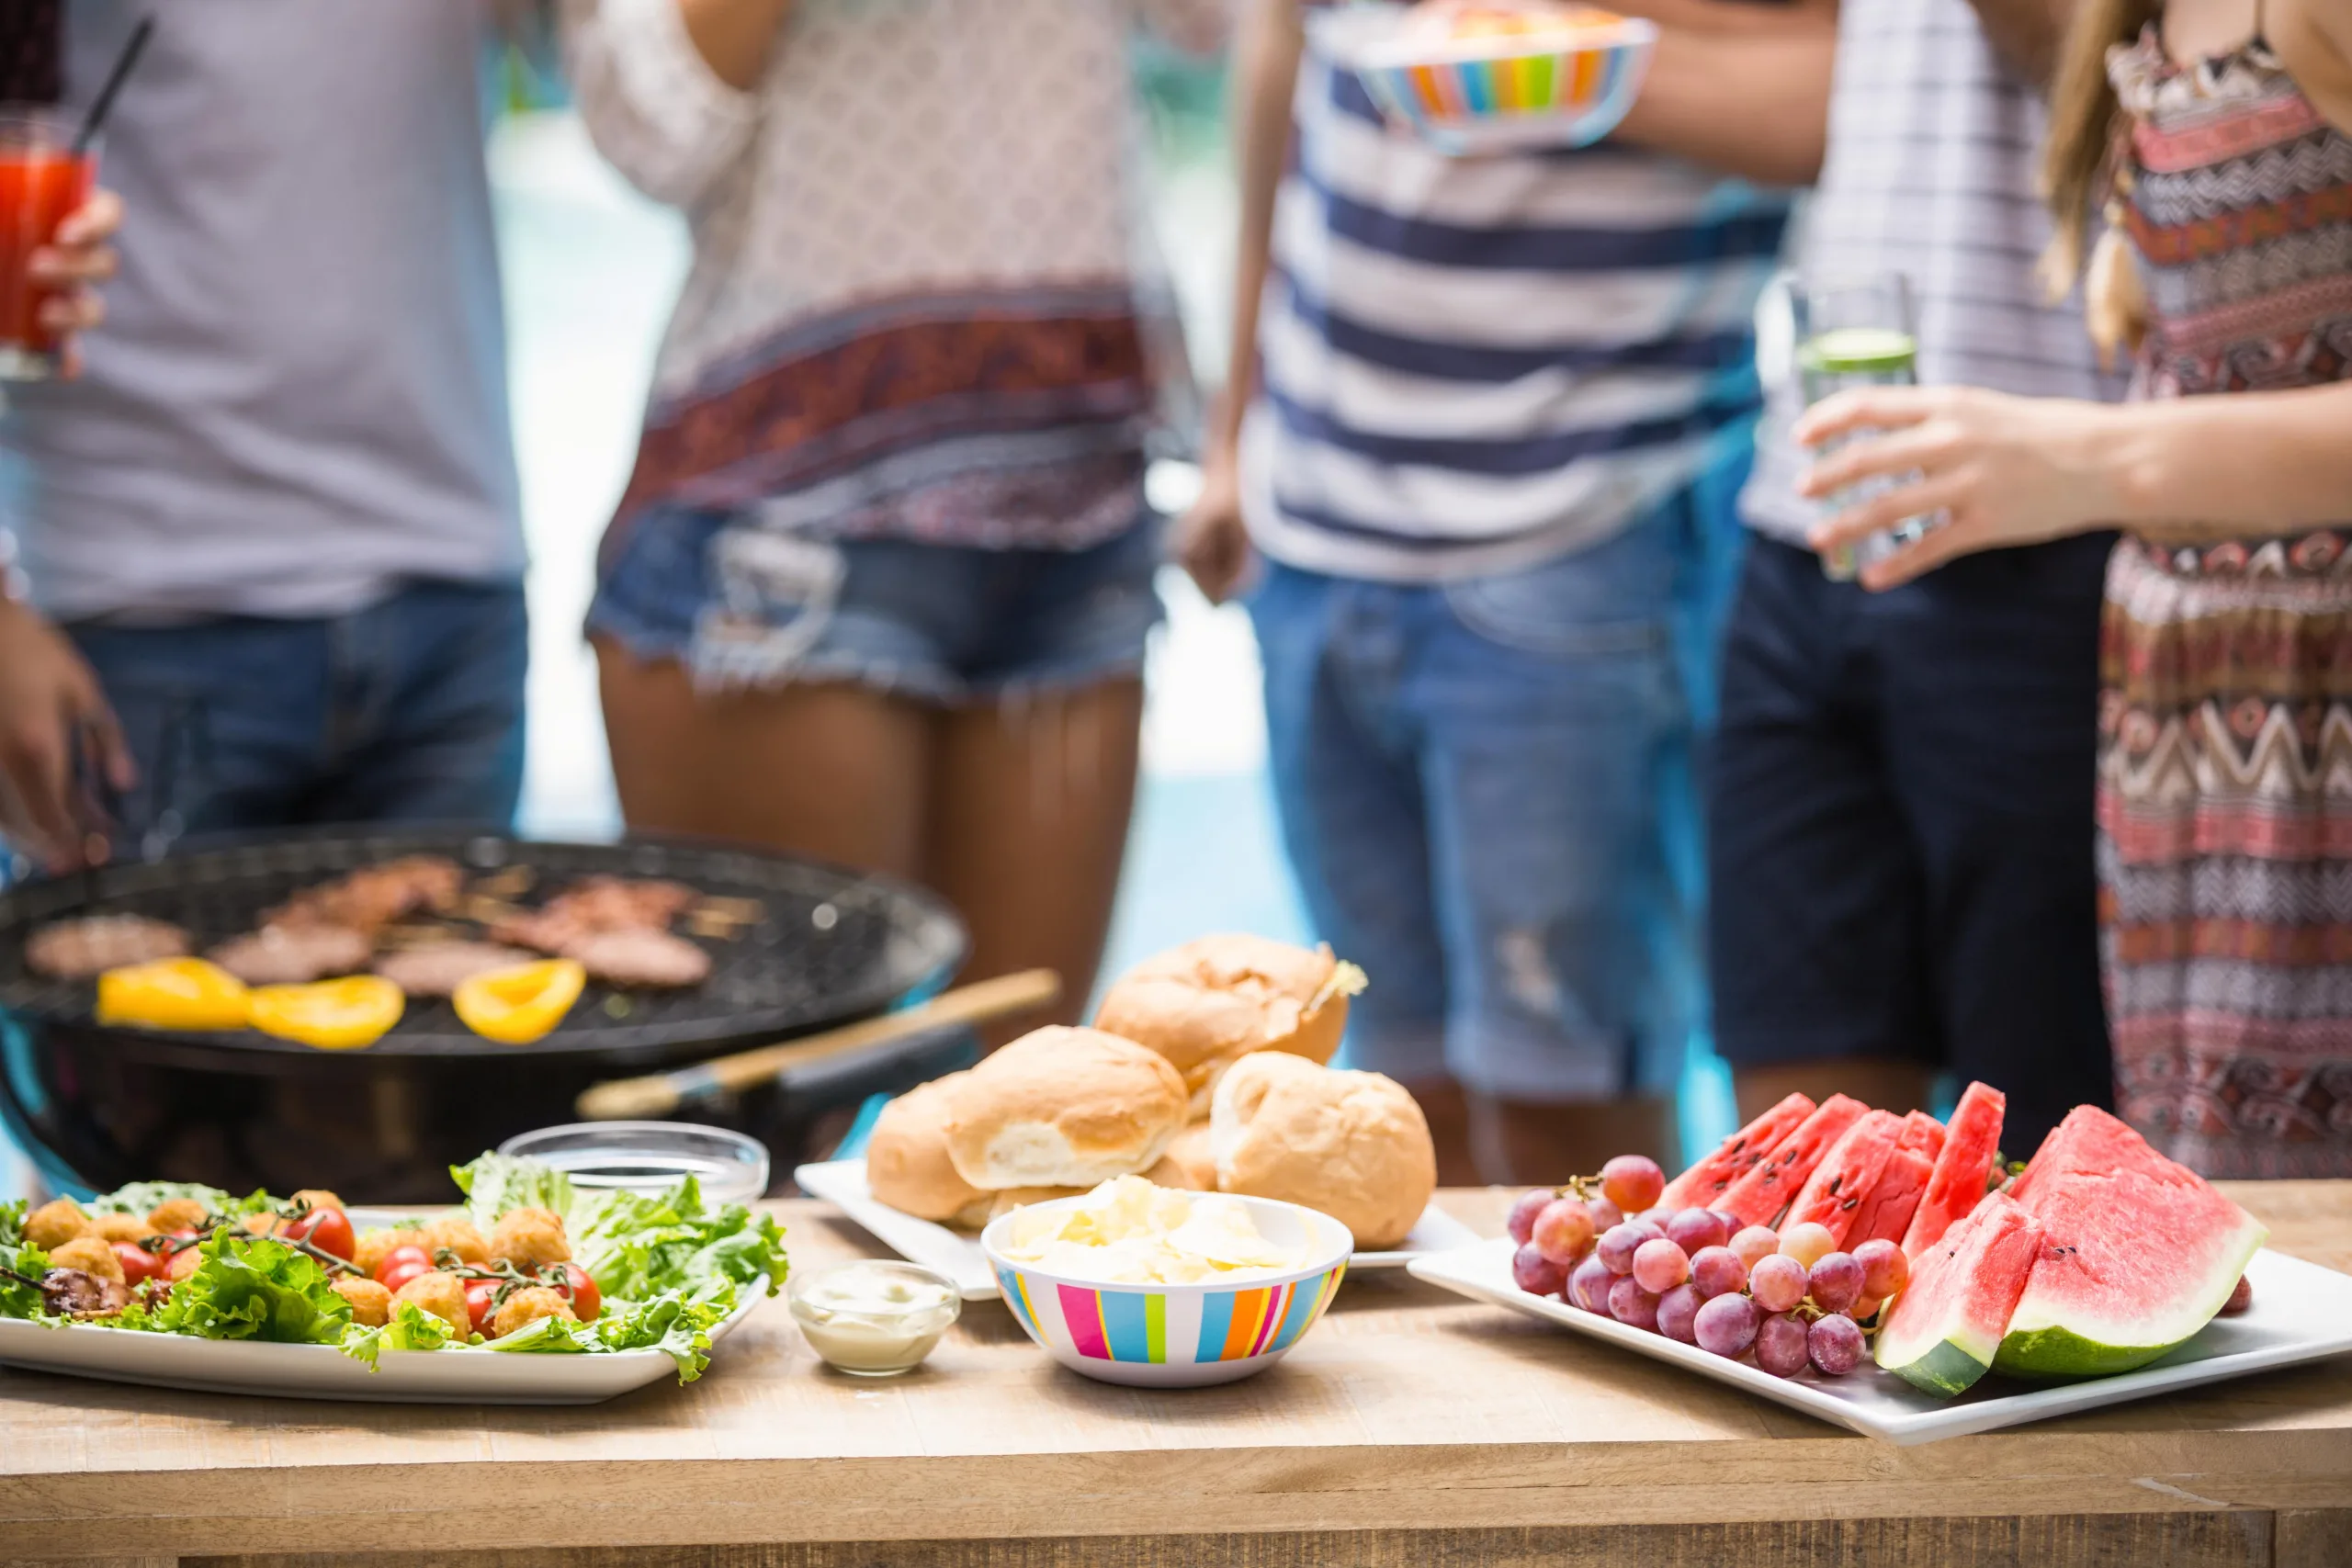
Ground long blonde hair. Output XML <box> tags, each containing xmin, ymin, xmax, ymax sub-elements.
<box><xmin>2041</xmin><ymin>0</ymin><xmax>2162</xmax><ymax>290</ymax></box>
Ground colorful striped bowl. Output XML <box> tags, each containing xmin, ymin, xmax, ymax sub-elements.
<box><xmin>1316</xmin><ymin>5</ymin><xmax>1657</xmax><ymax>155</ymax></box>
<box><xmin>980</xmin><ymin>1195</ymin><xmax>1354</xmax><ymax>1388</ymax></box>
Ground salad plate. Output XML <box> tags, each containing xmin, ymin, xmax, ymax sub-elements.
<box><xmin>1409</xmin><ymin>1237</ymin><xmax>2352</xmax><ymax>1446</ymax></box>
<box><xmin>796</xmin><ymin>1157</ymin><xmax>1477</xmax><ymax>1301</ymax></box>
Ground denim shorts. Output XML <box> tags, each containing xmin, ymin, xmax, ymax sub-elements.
<box><xmin>1248</xmin><ymin>493</ymin><xmax>1701</xmax><ymax>1103</ymax></box>
<box><xmin>586</xmin><ymin>505</ymin><xmax>1166</xmax><ymax>702</ymax></box>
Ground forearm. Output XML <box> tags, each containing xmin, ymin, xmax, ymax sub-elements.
<box><xmin>1607</xmin><ymin>4</ymin><xmax>1837</xmax><ymax>186</ymax></box>
<box><xmin>2098</xmin><ymin>385</ymin><xmax>2352</xmax><ymax>538</ymax></box>
<box><xmin>678</xmin><ymin>0</ymin><xmax>795</xmax><ymax>90</ymax></box>
<box><xmin>1212</xmin><ymin>0</ymin><xmax>1305</xmax><ymax>461</ymax></box>
<box><xmin>1960</xmin><ymin>0</ymin><xmax>2071</xmax><ymax>88</ymax></box>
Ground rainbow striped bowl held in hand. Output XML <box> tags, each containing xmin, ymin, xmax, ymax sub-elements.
<box><xmin>981</xmin><ymin>1193</ymin><xmax>1353</xmax><ymax>1388</ymax></box>
<box><xmin>1315</xmin><ymin>0</ymin><xmax>1658</xmax><ymax>156</ymax></box>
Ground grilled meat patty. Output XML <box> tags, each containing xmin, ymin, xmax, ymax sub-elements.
<box><xmin>374</xmin><ymin>942</ymin><xmax>537</xmax><ymax>998</ymax></box>
<box><xmin>26</xmin><ymin>916</ymin><xmax>191</xmax><ymax>981</ymax></box>
<box><xmin>208</xmin><ymin>925</ymin><xmax>374</xmax><ymax>986</ymax></box>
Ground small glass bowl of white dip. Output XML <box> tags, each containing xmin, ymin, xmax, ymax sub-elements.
<box><xmin>788</xmin><ymin>1259</ymin><xmax>962</xmax><ymax>1377</ymax></box>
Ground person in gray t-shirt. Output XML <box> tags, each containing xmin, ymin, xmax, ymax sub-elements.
<box><xmin>0</xmin><ymin>2</ymin><xmax>526</xmax><ymax>872</ymax></box>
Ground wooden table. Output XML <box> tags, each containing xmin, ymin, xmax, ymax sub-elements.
<box><xmin>5</xmin><ymin>1184</ymin><xmax>2348</xmax><ymax>1568</ymax></box>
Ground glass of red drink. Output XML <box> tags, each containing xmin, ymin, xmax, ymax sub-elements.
<box><xmin>0</xmin><ymin>106</ymin><xmax>96</xmax><ymax>381</ymax></box>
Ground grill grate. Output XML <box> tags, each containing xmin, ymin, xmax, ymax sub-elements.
<box><xmin>0</xmin><ymin>829</ymin><xmax>964</xmax><ymax>1057</ymax></box>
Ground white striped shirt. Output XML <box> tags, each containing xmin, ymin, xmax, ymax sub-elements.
<box><xmin>1740</xmin><ymin>0</ymin><xmax>2125</xmax><ymax>542</ymax></box>
<box><xmin>1242</xmin><ymin>16</ymin><xmax>1792</xmax><ymax>582</ymax></box>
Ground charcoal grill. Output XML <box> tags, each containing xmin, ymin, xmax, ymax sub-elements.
<box><xmin>0</xmin><ymin>828</ymin><xmax>968</xmax><ymax>1201</ymax></box>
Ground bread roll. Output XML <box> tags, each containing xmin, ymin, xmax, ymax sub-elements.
<box><xmin>1210</xmin><ymin>1052</ymin><xmax>1435</xmax><ymax>1249</ymax></box>
<box><xmin>941</xmin><ymin>1027</ymin><xmax>1189</xmax><ymax>1189</ymax></box>
<box><xmin>1093</xmin><ymin>934</ymin><xmax>1360</xmax><ymax>1117</ymax></box>
<box><xmin>1144</xmin><ymin>1122</ymin><xmax>1216</xmax><ymax>1191</ymax></box>
<box><xmin>865</xmin><ymin>1073</ymin><xmax>989</xmax><ymax>1223</ymax></box>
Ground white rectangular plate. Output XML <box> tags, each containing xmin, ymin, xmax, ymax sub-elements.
<box><xmin>0</xmin><ymin>1208</ymin><xmax>767</xmax><ymax>1404</ymax></box>
<box><xmin>797</xmin><ymin>1157</ymin><xmax>1477</xmax><ymax>1301</ymax></box>
<box><xmin>1408</xmin><ymin>1237</ymin><xmax>2352</xmax><ymax>1446</ymax></box>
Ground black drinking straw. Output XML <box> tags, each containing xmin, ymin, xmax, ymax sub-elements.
<box><xmin>73</xmin><ymin>17</ymin><xmax>153</xmax><ymax>155</ymax></box>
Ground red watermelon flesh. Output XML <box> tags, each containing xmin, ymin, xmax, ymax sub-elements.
<box><xmin>1714</xmin><ymin>1094</ymin><xmax>1868</xmax><ymax>1229</ymax></box>
<box><xmin>1851</xmin><ymin>1145</ymin><xmax>1933</xmax><ymax>1247</ymax></box>
<box><xmin>1899</xmin><ymin>1111</ymin><xmax>1945</xmax><ymax>1159</ymax></box>
<box><xmin>1993</xmin><ymin>1106</ymin><xmax>2267</xmax><ymax>1379</ymax></box>
<box><xmin>1875</xmin><ymin>1190</ymin><xmax>2043</xmax><ymax>1396</ymax></box>
<box><xmin>1658</xmin><ymin>1091</ymin><xmax>1815</xmax><ymax>1213</ymax></box>
<box><xmin>1901</xmin><ymin>1081</ymin><xmax>2005</xmax><ymax>1259</ymax></box>
<box><xmin>1784</xmin><ymin>1110</ymin><xmax>1904</xmax><ymax>1247</ymax></box>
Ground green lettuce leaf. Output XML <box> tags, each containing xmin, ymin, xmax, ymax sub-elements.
<box><xmin>340</xmin><ymin>1301</ymin><xmax>459</xmax><ymax>1369</ymax></box>
<box><xmin>484</xmin><ymin>1279</ymin><xmax>736</xmax><ymax>1382</ymax></box>
<box><xmin>576</xmin><ymin>1177</ymin><xmax>787</xmax><ymax>1301</ymax></box>
<box><xmin>153</xmin><ymin>1233</ymin><xmax>353</xmax><ymax>1344</ymax></box>
<box><xmin>0</xmin><ymin>1230</ymin><xmax>51</xmax><ymax>1320</ymax></box>
<box><xmin>88</xmin><ymin>1181</ymin><xmax>269</xmax><ymax>1219</ymax></box>
<box><xmin>450</xmin><ymin>1153</ymin><xmax>582</xmax><ymax>1235</ymax></box>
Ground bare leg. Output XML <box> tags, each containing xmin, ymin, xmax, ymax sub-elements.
<box><xmin>1466</xmin><ymin>1094</ymin><xmax>1676</xmax><ymax>1188</ymax></box>
<box><xmin>594</xmin><ymin>636</ymin><xmax>932</xmax><ymax>878</ymax></box>
<box><xmin>1733</xmin><ymin>1059</ymin><xmax>1937</xmax><ymax>1124</ymax></box>
<box><xmin>924</xmin><ymin>678</ymin><xmax>1144</xmax><ymax>1043</ymax></box>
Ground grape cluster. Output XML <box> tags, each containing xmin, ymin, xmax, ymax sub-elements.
<box><xmin>1507</xmin><ymin>1156</ymin><xmax>1911</xmax><ymax>1382</ymax></box>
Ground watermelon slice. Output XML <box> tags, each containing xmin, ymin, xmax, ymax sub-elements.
<box><xmin>1898</xmin><ymin>1111</ymin><xmax>1945</xmax><ymax>1159</ymax></box>
<box><xmin>1783</xmin><ymin>1110</ymin><xmax>1904</xmax><ymax>1247</ymax></box>
<box><xmin>1714</xmin><ymin>1094</ymin><xmax>1868</xmax><ymax>1229</ymax></box>
<box><xmin>1850</xmin><ymin>1145</ymin><xmax>1933</xmax><ymax>1247</ymax></box>
<box><xmin>1657</xmin><ymin>1092</ymin><xmax>1815</xmax><ymax>1213</ymax></box>
<box><xmin>1993</xmin><ymin>1107</ymin><xmax>2267</xmax><ymax>1380</ymax></box>
<box><xmin>1875</xmin><ymin>1191</ymin><xmax>2043</xmax><ymax>1396</ymax></box>
<box><xmin>1901</xmin><ymin>1081</ymin><xmax>2005</xmax><ymax>1258</ymax></box>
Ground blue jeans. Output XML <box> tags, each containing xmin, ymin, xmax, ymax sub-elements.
<box><xmin>67</xmin><ymin>581</ymin><xmax>527</xmax><ymax>843</ymax></box>
<box><xmin>1250</xmin><ymin>495</ymin><xmax>1698</xmax><ymax>1102</ymax></box>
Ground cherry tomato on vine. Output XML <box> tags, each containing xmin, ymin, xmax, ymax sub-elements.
<box><xmin>112</xmin><ymin>1242</ymin><xmax>164</xmax><ymax>1287</ymax></box>
<box><xmin>372</xmin><ymin>1245</ymin><xmax>430</xmax><ymax>1288</ymax></box>
<box><xmin>378</xmin><ymin>1258</ymin><xmax>431</xmax><ymax>1296</ymax></box>
<box><xmin>282</xmin><ymin>1205</ymin><xmax>354</xmax><ymax>1260</ymax></box>
<box><xmin>463</xmin><ymin>1278</ymin><xmax>499</xmax><ymax>1335</ymax></box>
<box><xmin>560</xmin><ymin>1263</ymin><xmax>601</xmax><ymax>1323</ymax></box>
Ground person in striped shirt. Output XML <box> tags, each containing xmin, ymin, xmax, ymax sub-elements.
<box><xmin>1180</xmin><ymin>0</ymin><xmax>1835</xmax><ymax>1180</ymax></box>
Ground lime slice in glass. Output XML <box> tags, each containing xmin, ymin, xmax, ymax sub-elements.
<box><xmin>1797</xmin><ymin>326</ymin><xmax>1917</xmax><ymax>375</ymax></box>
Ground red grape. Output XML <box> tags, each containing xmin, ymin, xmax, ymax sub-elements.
<box><xmin>1606</xmin><ymin>1276</ymin><xmax>1661</xmax><ymax>1330</ymax></box>
<box><xmin>1779</xmin><ymin>1221</ymin><xmax>1836</xmax><ymax>1269</ymax></box>
<box><xmin>1584</xmin><ymin>1196</ymin><xmax>1624</xmax><ymax>1233</ymax></box>
<box><xmin>1808</xmin><ymin>1313</ymin><xmax>1865</xmax><ymax>1376</ymax></box>
<box><xmin>2220</xmin><ymin>1274</ymin><xmax>2253</xmax><ymax>1317</ymax></box>
<box><xmin>1807</xmin><ymin>1251</ymin><xmax>1863</xmax><ymax>1315</ymax></box>
<box><xmin>1657</xmin><ymin>1282</ymin><xmax>1702</xmax><ymax>1343</ymax></box>
<box><xmin>1853</xmin><ymin>1238</ymin><xmax>1908</xmax><ymax>1301</ymax></box>
<box><xmin>1692</xmin><ymin>1292</ymin><xmax>1759</xmax><ymax>1358</ymax></box>
<box><xmin>1532</xmin><ymin>1198</ymin><xmax>1597</xmax><ymax>1265</ymax></box>
<box><xmin>1600</xmin><ymin>1155</ymin><xmax>1665</xmax><ymax>1215</ymax></box>
<box><xmin>1665</xmin><ymin>1208</ymin><xmax>1729</xmax><ymax>1255</ymax></box>
<box><xmin>1505</xmin><ymin>1190</ymin><xmax>1552</xmax><ymax>1247</ymax></box>
<box><xmin>1729</xmin><ymin>1225</ymin><xmax>1781</xmax><ymax>1269</ymax></box>
<box><xmin>1853</xmin><ymin>1295</ymin><xmax>1883</xmax><ymax>1323</ymax></box>
<box><xmin>1748</xmin><ymin>1253</ymin><xmax>1808</xmax><ymax>1314</ymax></box>
<box><xmin>1595</xmin><ymin>1222</ymin><xmax>1647</xmax><ymax>1275</ymax></box>
<box><xmin>1631</xmin><ymin>1237</ymin><xmax>1690</xmax><ymax>1293</ymax></box>
<box><xmin>1688</xmin><ymin>1245</ymin><xmax>1747</xmax><ymax>1301</ymax></box>
<box><xmin>1754</xmin><ymin>1312</ymin><xmax>1810</xmax><ymax>1378</ymax></box>
<box><xmin>1511</xmin><ymin>1241</ymin><xmax>1568</xmax><ymax>1297</ymax></box>
<box><xmin>1706</xmin><ymin>1209</ymin><xmax>1740</xmax><ymax>1236</ymax></box>
<box><xmin>1567</xmin><ymin>1256</ymin><xmax>1613</xmax><ymax>1314</ymax></box>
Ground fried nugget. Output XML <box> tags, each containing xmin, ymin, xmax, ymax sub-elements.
<box><xmin>392</xmin><ymin>1269</ymin><xmax>469</xmax><ymax>1333</ymax></box>
<box><xmin>289</xmin><ymin>1189</ymin><xmax>345</xmax><ymax>1213</ymax></box>
<box><xmin>146</xmin><ymin>1197</ymin><xmax>209</xmax><ymax>1234</ymax></box>
<box><xmin>166</xmin><ymin>1246</ymin><xmax>203</xmax><ymax>1282</ymax></box>
<box><xmin>48</xmin><ymin>1236</ymin><xmax>125</xmax><ymax>1282</ymax></box>
<box><xmin>333</xmin><ymin>1277</ymin><xmax>393</xmax><ymax>1327</ymax></box>
<box><xmin>89</xmin><ymin>1213</ymin><xmax>153</xmax><ymax>1245</ymax></box>
<box><xmin>420</xmin><ymin>1216</ymin><xmax>490</xmax><ymax>1266</ymax></box>
<box><xmin>490</xmin><ymin>1285</ymin><xmax>578</xmax><ymax>1340</ymax></box>
<box><xmin>23</xmin><ymin>1198</ymin><xmax>91</xmax><ymax>1251</ymax></box>
<box><xmin>487</xmin><ymin>1208</ymin><xmax>570</xmax><ymax>1268</ymax></box>
<box><xmin>355</xmin><ymin>1227</ymin><xmax>426</xmax><ymax>1276</ymax></box>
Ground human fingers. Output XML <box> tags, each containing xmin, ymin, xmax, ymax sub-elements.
<box><xmin>51</xmin><ymin>186</ymin><xmax>123</xmax><ymax>247</ymax></box>
<box><xmin>27</xmin><ymin>242</ymin><xmax>117</xmax><ymax>287</ymax></box>
<box><xmin>1797</xmin><ymin>422</ymin><xmax>1957</xmax><ymax>500</ymax></box>
<box><xmin>1856</xmin><ymin>516</ymin><xmax>1989</xmax><ymax>592</ymax></box>
<box><xmin>1791</xmin><ymin>386</ymin><xmax>1943</xmax><ymax>449</ymax></box>
<box><xmin>1806</xmin><ymin>470</ymin><xmax>1973</xmax><ymax>555</ymax></box>
<box><xmin>0</xmin><ymin>707</ymin><xmax>85</xmax><ymax>870</ymax></box>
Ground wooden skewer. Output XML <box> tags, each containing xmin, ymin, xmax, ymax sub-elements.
<box><xmin>573</xmin><ymin>968</ymin><xmax>1062</xmax><ymax>1122</ymax></box>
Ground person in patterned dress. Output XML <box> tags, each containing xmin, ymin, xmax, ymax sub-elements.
<box><xmin>1790</xmin><ymin>0</ymin><xmax>2352</xmax><ymax>1177</ymax></box>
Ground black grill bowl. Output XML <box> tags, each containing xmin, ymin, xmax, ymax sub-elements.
<box><xmin>0</xmin><ymin>829</ymin><xmax>967</xmax><ymax>1201</ymax></box>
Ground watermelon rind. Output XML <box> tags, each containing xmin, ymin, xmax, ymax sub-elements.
<box><xmin>1992</xmin><ymin>1207</ymin><xmax>2267</xmax><ymax>1380</ymax></box>
<box><xmin>1874</xmin><ymin>1192</ymin><xmax>2041</xmax><ymax>1399</ymax></box>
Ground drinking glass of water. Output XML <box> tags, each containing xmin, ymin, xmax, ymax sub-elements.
<box><xmin>1790</xmin><ymin>275</ymin><xmax>1925</xmax><ymax>581</ymax></box>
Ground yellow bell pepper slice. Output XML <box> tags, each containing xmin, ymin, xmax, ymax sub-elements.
<box><xmin>96</xmin><ymin>958</ymin><xmax>252</xmax><ymax>1032</ymax></box>
<box><xmin>454</xmin><ymin>958</ymin><xmax>585</xmax><ymax>1045</ymax></box>
<box><xmin>248</xmin><ymin>976</ymin><xmax>405</xmax><ymax>1051</ymax></box>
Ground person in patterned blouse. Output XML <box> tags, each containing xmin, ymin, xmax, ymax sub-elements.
<box><xmin>1798</xmin><ymin>0</ymin><xmax>2352</xmax><ymax>1177</ymax></box>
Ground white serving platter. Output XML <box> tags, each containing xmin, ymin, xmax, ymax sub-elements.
<box><xmin>796</xmin><ymin>1157</ymin><xmax>1478</xmax><ymax>1302</ymax></box>
<box><xmin>1408</xmin><ymin>1237</ymin><xmax>2352</xmax><ymax>1446</ymax></box>
<box><xmin>0</xmin><ymin>1207</ymin><xmax>767</xmax><ymax>1404</ymax></box>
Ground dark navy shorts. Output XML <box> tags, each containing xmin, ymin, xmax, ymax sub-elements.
<box><xmin>1704</xmin><ymin>533</ymin><xmax>2118</xmax><ymax>1150</ymax></box>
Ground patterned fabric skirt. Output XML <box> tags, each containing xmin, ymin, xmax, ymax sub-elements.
<box><xmin>2098</xmin><ymin>531</ymin><xmax>2352</xmax><ymax>1178</ymax></box>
